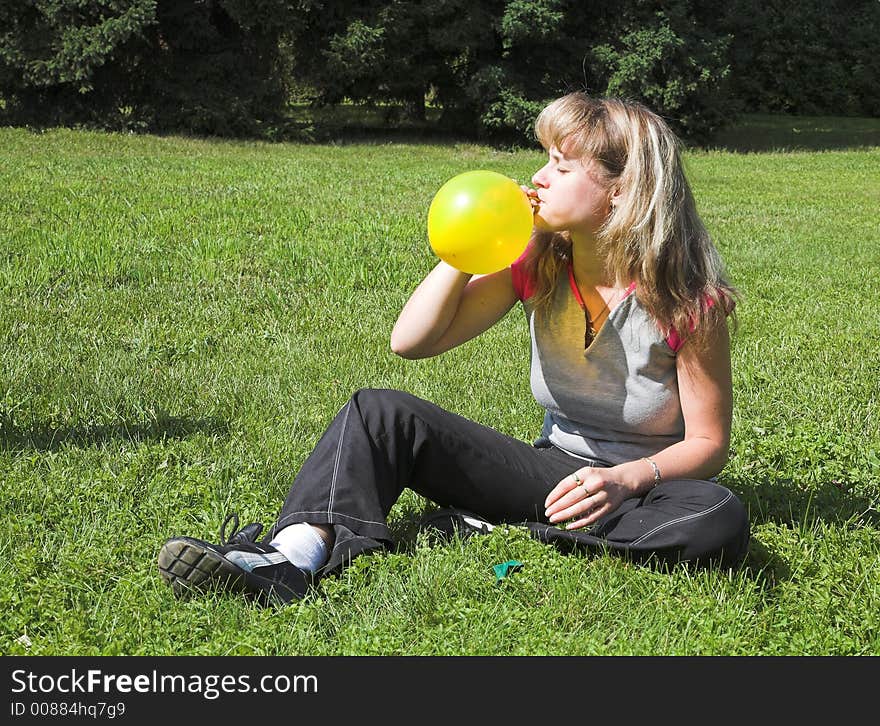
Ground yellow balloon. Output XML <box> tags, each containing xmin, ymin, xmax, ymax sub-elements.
<box><xmin>427</xmin><ymin>170</ymin><xmax>533</xmax><ymax>274</ymax></box>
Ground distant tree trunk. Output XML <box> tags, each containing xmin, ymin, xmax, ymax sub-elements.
<box><xmin>403</xmin><ymin>86</ymin><xmax>426</xmax><ymax>122</ymax></box>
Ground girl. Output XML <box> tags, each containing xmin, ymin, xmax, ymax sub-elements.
<box><xmin>158</xmin><ymin>92</ymin><xmax>749</xmax><ymax>605</ymax></box>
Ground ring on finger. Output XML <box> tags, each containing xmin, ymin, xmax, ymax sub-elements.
<box><xmin>579</xmin><ymin>483</ymin><xmax>590</xmax><ymax>497</ymax></box>
<box><xmin>571</xmin><ymin>472</ymin><xmax>582</xmax><ymax>485</ymax></box>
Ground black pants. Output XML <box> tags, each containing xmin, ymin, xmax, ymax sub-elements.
<box><xmin>273</xmin><ymin>389</ymin><xmax>750</xmax><ymax>573</ymax></box>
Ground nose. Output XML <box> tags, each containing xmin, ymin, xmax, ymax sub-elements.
<box><xmin>532</xmin><ymin>164</ymin><xmax>549</xmax><ymax>188</ymax></box>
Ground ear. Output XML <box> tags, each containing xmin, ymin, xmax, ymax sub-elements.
<box><xmin>610</xmin><ymin>188</ymin><xmax>624</xmax><ymax>208</ymax></box>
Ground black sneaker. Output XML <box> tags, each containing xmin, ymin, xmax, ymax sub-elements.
<box><xmin>157</xmin><ymin>513</ymin><xmax>312</xmax><ymax>605</ymax></box>
<box><xmin>418</xmin><ymin>508</ymin><xmax>496</xmax><ymax>541</ymax></box>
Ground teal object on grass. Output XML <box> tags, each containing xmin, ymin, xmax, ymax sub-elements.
<box><xmin>492</xmin><ymin>560</ymin><xmax>524</xmax><ymax>583</ymax></box>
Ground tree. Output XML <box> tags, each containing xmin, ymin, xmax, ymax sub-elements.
<box><xmin>722</xmin><ymin>0</ymin><xmax>880</xmax><ymax>116</ymax></box>
<box><xmin>0</xmin><ymin>0</ymin><xmax>156</xmax><ymax>128</ymax></box>
<box><xmin>6</xmin><ymin>0</ymin><xmax>872</xmax><ymax>142</ymax></box>
<box><xmin>588</xmin><ymin>0</ymin><xmax>735</xmax><ymax>143</ymax></box>
<box><xmin>282</xmin><ymin>0</ymin><xmax>737</xmax><ymax>143</ymax></box>
<box><xmin>0</xmin><ymin>1</ymin><xmax>298</xmax><ymax>135</ymax></box>
<box><xmin>286</xmin><ymin>0</ymin><xmax>502</xmax><ymax>125</ymax></box>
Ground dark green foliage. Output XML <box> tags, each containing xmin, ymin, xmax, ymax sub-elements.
<box><xmin>284</xmin><ymin>0</ymin><xmax>880</xmax><ymax>141</ymax></box>
<box><xmin>0</xmin><ymin>1</ymin><xmax>156</xmax><ymax>128</ymax></box>
<box><xmin>0</xmin><ymin>1</ymin><xmax>877</xmax><ymax>141</ymax></box>
<box><xmin>285</xmin><ymin>0</ymin><xmax>737</xmax><ymax>143</ymax></box>
<box><xmin>0</xmin><ymin>0</ymin><xmax>296</xmax><ymax>135</ymax></box>
<box><xmin>589</xmin><ymin>1</ymin><xmax>735</xmax><ymax>143</ymax></box>
<box><xmin>722</xmin><ymin>0</ymin><xmax>880</xmax><ymax>117</ymax></box>
<box><xmin>141</xmin><ymin>1</ymin><xmax>297</xmax><ymax>136</ymax></box>
<box><xmin>287</xmin><ymin>0</ymin><xmax>501</xmax><ymax>128</ymax></box>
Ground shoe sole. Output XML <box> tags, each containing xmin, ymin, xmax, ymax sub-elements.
<box><xmin>419</xmin><ymin>508</ymin><xmax>494</xmax><ymax>540</ymax></box>
<box><xmin>157</xmin><ymin>537</ymin><xmax>302</xmax><ymax>605</ymax></box>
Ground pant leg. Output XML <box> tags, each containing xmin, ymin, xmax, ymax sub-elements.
<box><xmin>527</xmin><ymin>479</ymin><xmax>750</xmax><ymax>568</ymax></box>
<box><xmin>271</xmin><ymin>387</ymin><xmax>750</xmax><ymax>573</ymax></box>
<box><xmin>271</xmin><ymin>388</ymin><xmax>585</xmax><ymax>573</ymax></box>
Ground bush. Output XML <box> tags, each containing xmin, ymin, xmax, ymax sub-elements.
<box><xmin>0</xmin><ymin>0</ymin><xmax>296</xmax><ymax>136</ymax></box>
<box><xmin>722</xmin><ymin>0</ymin><xmax>880</xmax><ymax>116</ymax></box>
<box><xmin>2</xmin><ymin>0</ymin><xmax>875</xmax><ymax>141</ymax></box>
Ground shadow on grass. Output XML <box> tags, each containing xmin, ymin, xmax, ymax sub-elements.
<box><xmin>387</xmin><ymin>475</ymin><xmax>878</xmax><ymax>589</ymax></box>
<box><xmin>284</xmin><ymin>102</ymin><xmax>477</xmax><ymax>147</ymax></box>
<box><xmin>0</xmin><ymin>414</ymin><xmax>228</xmax><ymax>452</ymax></box>
<box><xmin>728</xmin><ymin>474</ymin><xmax>879</xmax><ymax>529</ymax></box>
<box><xmin>296</xmin><ymin>123</ymin><xmax>473</xmax><ymax>147</ymax></box>
<box><xmin>288</xmin><ymin>108</ymin><xmax>880</xmax><ymax>152</ymax></box>
<box><xmin>701</xmin><ymin>114</ymin><xmax>880</xmax><ymax>152</ymax></box>
<box><xmin>23</xmin><ymin>105</ymin><xmax>878</xmax><ymax>153</ymax></box>
<box><xmin>725</xmin><ymin>474</ymin><xmax>879</xmax><ymax>585</ymax></box>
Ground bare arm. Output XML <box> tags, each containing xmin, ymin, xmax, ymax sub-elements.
<box><xmin>545</xmin><ymin>318</ymin><xmax>733</xmax><ymax>528</ymax></box>
<box><xmin>390</xmin><ymin>261</ymin><xmax>519</xmax><ymax>359</ymax></box>
<box><xmin>649</xmin><ymin>317</ymin><xmax>734</xmax><ymax>482</ymax></box>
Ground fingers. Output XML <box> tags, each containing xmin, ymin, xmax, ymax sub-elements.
<box><xmin>544</xmin><ymin>469</ymin><xmax>589</xmax><ymax>510</ymax></box>
<box><xmin>547</xmin><ymin>491</ymin><xmax>607</xmax><ymax>530</ymax></box>
<box><xmin>520</xmin><ymin>184</ymin><xmax>540</xmax><ymax>212</ymax></box>
<box><xmin>545</xmin><ymin>484</ymin><xmax>585</xmax><ymax>517</ymax></box>
<box><xmin>543</xmin><ymin>480</ymin><xmax>567</xmax><ymax>510</ymax></box>
<box><xmin>562</xmin><ymin>503</ymin><xmax>609</xmax><ymax>531</ymax></box>
<box><xmin>544</xmin><ymin>469</ymin><xmax>608</xmax><ymax>529</ymax></box>
<box><xmin>547</xmin><ymin>491</ymin><xmax>601</xmax><ymax>526</ymax></box>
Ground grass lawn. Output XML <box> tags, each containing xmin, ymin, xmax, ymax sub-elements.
<box><xmin>0</xmin><ymin>117</ymin><xmax>878</xmax><ymax>655</ymax></box>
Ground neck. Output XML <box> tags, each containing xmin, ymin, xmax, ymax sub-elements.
<box><xmin>570</xmin><ymin>232</ymin><xmax>612</xmax><ymax>287</ymax></box>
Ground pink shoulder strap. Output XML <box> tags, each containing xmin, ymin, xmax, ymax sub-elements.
<box><xmin>510</xmin><ymin>246</ymin><xmax>536</xmax><ymax>301</ymax></box>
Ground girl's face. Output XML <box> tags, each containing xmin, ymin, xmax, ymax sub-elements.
<box><xmin>531</xmin><ymin>145</ymin><xmax>613</xmax><ymax>239</ymax></box>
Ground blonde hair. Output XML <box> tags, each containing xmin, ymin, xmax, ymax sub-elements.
<box><xmin>523</xmin><ymin>92</ymin><xmax>737</xmax><ymax>349</ymax></box>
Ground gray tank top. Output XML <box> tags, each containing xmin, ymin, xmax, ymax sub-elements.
<box><xmin>514</xmin><ymin>263</ymin><xmax>684</xmax><ymax>465</ymax></box>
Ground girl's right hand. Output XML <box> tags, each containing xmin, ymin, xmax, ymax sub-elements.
<box><xmin>520</xmin><ymin>184</ymin><xmax>540</xmax><ymax>212</ymax></box>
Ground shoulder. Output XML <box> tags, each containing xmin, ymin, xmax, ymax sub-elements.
<box><xmin>510</xmin><ymin>244</ymin><xmax>536</xmax><ymax>302</ymax></box>
<box><xmin>665</xmin><ymin>289</ymin><xmax>737</xmax><ymax>353</ymax></box>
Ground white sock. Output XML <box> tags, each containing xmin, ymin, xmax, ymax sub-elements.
<box><xmin>269</xmin><ymin>523</ymin><xmax>330</xmax><ymax>573</ymax></box>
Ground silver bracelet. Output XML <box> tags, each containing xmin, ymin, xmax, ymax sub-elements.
<box><xmin>642</xmin><ymin>457</ymin><xmax>662</xmax><ymax>487</ymax></box>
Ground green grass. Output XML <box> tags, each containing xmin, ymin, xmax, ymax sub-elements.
<box><xmin>1</xmin><ymin>117</ymin><xmax>878</xmax><ymax>655</ymax></box>
<box><xmin>708</xmin><ymin>113</ymin><xmax>880</xmax><ymax>152</ymax></box>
